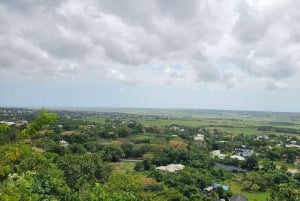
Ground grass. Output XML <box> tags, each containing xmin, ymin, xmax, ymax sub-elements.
<box><xmin>85</xmin><ymin>112</ymin><xmax>300</xmax><ymax>137</ymax></box>
<box><xmin>242</xmin><ymin>192</ymin><xmax>271</xmax><ymax>201</ymax></box>
<box><xmin>111</xmin><ymin>161</ymin><xmax>136</xmax><ymax>173</ymax></box>
<box><xmin>226</xmin><ymin>179</ymin><xmax>271</xmax><ymax>201</ymax></box>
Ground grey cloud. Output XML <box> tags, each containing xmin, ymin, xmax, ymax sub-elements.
<box><xmin>193</xmin><ymin>61</ymin><xmax>220</xmax><ymax>82</ymax></box>
<box><xmin>0</xmin><ymin>0</ymin><xmax>299</xmax><ymax>90</ymax></box>
<box><xmin>265</xmin><ymin>79</ymin><xmax>288</xmax><ymax>90</ymax></box>
<box><xmin>232</xmin><ymin>1</ymin><xmax>271</xmax><ymax>43</ymax></box>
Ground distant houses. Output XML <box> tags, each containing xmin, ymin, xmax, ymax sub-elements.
<box><xmin>235</xmin><ymin>145</ymin><xmax>253</xmax><ymax>157</ymax></box>
<box><xmin>0</xmin><ymin>120</ymin><xmax>28</xmax><ymax>127</ymax></box>
<box><xmin>0</xmin><ymin>121</ymin><xmax>15</xmax><ymax>126</ymax></box>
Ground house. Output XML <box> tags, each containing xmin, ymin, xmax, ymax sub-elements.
<box><xmin>286</xmin><ymin>144</ymin><xmax>300</xmax><ymax>149</ymax></box>
<box><xmin>211</xmin><ymin>150</ymin><xmax>227</xmax><ymax>159</ymax></box>
<box><xmin>212</xmin><ymin>183</ymin><xmax>229</xmax><ymax>191</ymax></box>
<box><xmin>203</xmin><ymin>183</ymin><xmax>229</xmax><ymax>195</ymax></box>
<box><xmin>156</xmin><ymin>164</ymin><xmax>184</xmax><ymax>173</ymax></box>
<box><xmin>59</xmin><ymin>140</ymin><xmax>69</xmax><ymax>147</ymax></box>
<box><xmin>235</xmin><ymin>145</ymin><xmax>253</xmax><ymax>157</ymax></box>
<box><xmin>15</xmin><ymin>120</ymin><xmax>28</xmax><ymax>127</ymax></box>
<box><xmin>230</xmin><ymin>193</ymin><xmax>248</xmax><ymax>201</ymax></box>
<box><xmin>194</xmin><ymin>134</ymin><xmax>204</xmax><ymax>141</ymax></box>
<box><xmin>0</xmin><ymin>121</ymin><xmax>15</xmax><ymax>126</ymax></box>
<box><xmin>230</xmin><ymin>155</ymin><xmax>245</xmax><ymax>161</ymax></box>
<box><xmin>203</xmin><ymin>186</ymin><xmax>214</xmax><ymax>194</ymax></box>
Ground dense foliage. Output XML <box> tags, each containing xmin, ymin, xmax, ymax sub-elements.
<box><xmin>0</xmin><ymin>108</ymin><xmax>300</xmax><ymax>200</ymax></box>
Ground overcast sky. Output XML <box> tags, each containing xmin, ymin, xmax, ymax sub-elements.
<box><xmin>1</xmin><ymin>0</ymin><xmax>300</xmax><ymax>112</ymax></box>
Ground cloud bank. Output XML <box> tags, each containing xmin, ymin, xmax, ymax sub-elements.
<box><xmin>1</xmin><ymin>0</ymin><xmax>300</xmax><ymax>90</ymax></box>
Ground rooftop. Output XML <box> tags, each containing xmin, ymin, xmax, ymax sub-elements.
<box><xmin>156</xmin><ymin>164</ymin><xmax>185</xmax><ymax>173</ymax></box>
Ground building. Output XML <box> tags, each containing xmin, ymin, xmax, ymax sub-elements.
<box><xmin>156</xmin><ymin>164</ymin><xmax>184</xmax><ymax>173</ymax></box>
<box><xmin>0</xmin><ymin>121</ymin><xmax>15</xmax><ymax>126</ymax></box>
<box><xmin>194</xmin><ymin>134</ymin><xmax>204</xmax><ymax>141</ymax></box>
<box><xmin>203</xmin><ymin>183</ymin><xmax>229</xmax><ymax>195</ymax></box>
<box><xmin>230</xmin><ymin>193</ymin><xmax>248</xmax><ymax>201</ymax></box>
<box><xmin>211</xmin><ymin>150</ymin><xmax>227</xmax><ymax>159</ymax></box>
<box><xmin>203</xmin><ymin>186</ymin><xmax>214</xmax><ymax>194</ymax></box>
<box><xmin>212</xmin><ymin>183</ymin><xmax>229</xmax><ymax>191</ymax></box>
<box><xmin>230</xmin><ymin>155</ymin><xmax>245</xmax><ymax>161</ymax></box>
<box><xmin>235</xmin><ymin>145</ymin><xmax>253</xmax><ymax>157</ymax></box>
<box><xmin>15</xmin><ymin>120</ymin><xmax>28</xmax><ymax>127</ymax></box>
<box><xmin>286</xmin><ymin>144</ymin><xmax>300</xmax><ymax>149</ymax></box>
<box><xmin>59</xmin><ymin>140</ymin><xmax>69</xmax><ymax>147</ymax></box>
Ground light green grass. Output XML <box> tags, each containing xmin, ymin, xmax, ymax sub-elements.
<box><xmin>226</xmin><ymin>179</ymin><xmax>271</xmax><ymax>201</ymax></box>
<box><xmin>111</xmin><ymin>162</ymin><xmax>136</xmax><ymax>173</ymax></box>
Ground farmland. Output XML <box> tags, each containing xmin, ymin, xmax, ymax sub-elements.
<box><xmin>0</xmin><ymin>107</ymin><xmax>300</xmax><ymax>200</ymax></box>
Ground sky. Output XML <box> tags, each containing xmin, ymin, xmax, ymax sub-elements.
<box><xmin>1</xmin><ymin>0</ymin><xmax>300</xmax><ymax>112</ymax></box>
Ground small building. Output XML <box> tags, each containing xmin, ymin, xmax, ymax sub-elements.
<box><xmin>203</xmin><ymin>183</ymin><xmax>229</xmax><ymax>195</ymax></box>
<box><xmin>156</xmin><ymin>164</ymin><xmax>184</xmax><ymax>173</ymax></box>
<box><xmin>194</xmin><ymin>134</ymin><xmax>204</xmax><ymax>141</ymax></box>
<box><xmin>59</xmin><ymin>140</ymin><xmax>69</xmax><ymax>147</ymax></box>
<box><xmin>286</xmin><ymin>144</ymin><xmax>300</xmax><ymax>149</ymax></box>
<box><xmin>212</xmin><ymin>183</ymin><xmax>230</xmax><ymax>191</ymax></box>
<box><xmin>203</xmin><ymin>186</ymin><xmax>214</xmax><ymax>194</ymax></box>
<box><xmin>15</xmin><ymin>120</ymin><xmax>28</xmax><ymax>127</ymax></box>
<box><xmin>230</xmin><ymin>155</ymin><xmax>245</xmax><ymax>161</ymax></box>
<box><xmin>230</xmin><ymin>193</ymin><xmax>248</xmax><ymax>201</ymax></box>
<box><xmin>211</xmin><ymin>150</ymin><xmax>227</xmax><ymax>159</ymax></box>
<box><xmin>0</xmin><ymin>121</ymin><xmax>15</xmax><ymax>126</ymax></box>
<box><xmin>235</xmin><ymin>145</ymin><xmax>253</xmax><ymax>157</ymax></box>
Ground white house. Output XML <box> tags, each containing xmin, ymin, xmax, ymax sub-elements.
<box><xmin>194</xmin><ymin>134</ymin><xmax>204</xmax><ymax>141</ymax></box>
<box><xmin>156</xmin><ymin>164</ymin><xmax>185</xmax><ymax>173</ymax></box>
<box><xmin>59</xmin><ymin>140</ymin><xmax>69</xmax><ymax>147</ymax></box>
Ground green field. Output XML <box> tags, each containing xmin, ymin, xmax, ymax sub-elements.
<box><xmin>227</xmin><ymin>180</ymin><xmax>271</xmax><ymax>201</ymax></box>
<box><xmin>85</xmin><ymin>110</ymin><xmax>300</xmax><ymax>137</ymax></box>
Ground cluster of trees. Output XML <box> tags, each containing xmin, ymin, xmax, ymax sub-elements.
<box><xmin>1</xmin><ymin>109</ymin><xmax>300</xmax><ymax>201</ymax></box>
<box><xmin>257</xmin><ymin>125</ymin><xmax>300</xmax><ymax>134</ymax></box>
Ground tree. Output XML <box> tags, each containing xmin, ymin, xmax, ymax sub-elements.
<box><xmin>121</xmin><ymin>143</ymin><xmax>133</xmax><ymax>158</ymax></box>
<box><xmin>242</xmin><ymin>156</ymin><xmax>258</xmax><ymax>170</ymax></box>
<box><xmin>0</xmin><ymin>123</ymin><xmax>9</xmax><ymax>133</ymax></box>
<box><xmin>134</xmin><ymin>162</ymin><xmax>144</xmax><ymax>171</ymax></box>
<box><xmin>118</xmin><ymin>126</ymin><xmax>131</xmax><ymax>138</ymax></box>
<box><xmin>22</xmin><ymin>109</ymin><xmax>57</xmax><ymax>137</ymax></box>
<box><xmin>262</xmin><ymin>159</ymin><xmax>276</xmax><ymax>171</ymax></box>
<box><xmin>270</xmin><ymin>183</ymin><xmax>300</xmax><ymax>201</ymax></box>
<box><xmin>102</xmin><ymin>144</ymin><xmax>125</xmax><ymax>162</ymax></box>
<box><xmin>284</xmin><ymin>148</ymin><xmax>299</xmax><ymax>163</ymax></box>
<box><xmin>56</xmin><ymin>153</ymin><xmax>112</xmax><ymax>190</ymax></box>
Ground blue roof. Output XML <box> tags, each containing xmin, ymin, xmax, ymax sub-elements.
<box><xmin>212</xmin><ymin>183</ymin><xmax>229</xmax><ymax>191</ymax></box>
